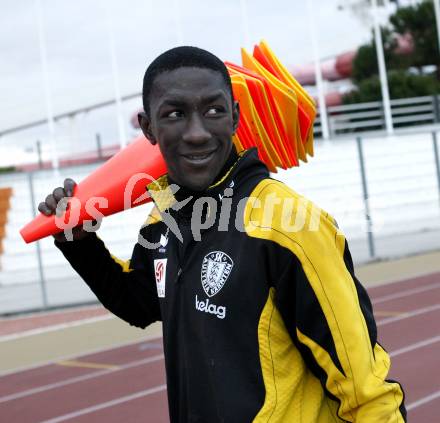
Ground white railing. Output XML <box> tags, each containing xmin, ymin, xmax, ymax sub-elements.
<box><xmin>314</xmin><ymin>95</ymin><xmax>440</xmax><ymax>138</ymax></box>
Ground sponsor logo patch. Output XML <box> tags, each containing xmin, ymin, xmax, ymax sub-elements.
<box><xmin>154</xmin><ymin>259</ymin><xmax>167</xmax><ymax>298</ymax></box>
<box><xmin>201</xmin><ymin>251</ymin><xmax>234</xmax><ymax>297</ymax></box>
<box><xmin>195</xmin><ymin>295</ymin><xmax>226</xmax><ymax>319</ymax></box>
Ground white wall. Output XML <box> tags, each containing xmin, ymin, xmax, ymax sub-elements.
<box><xmin>1</xmin><ymin>130</ymin><xmax>439</xmax><ymax>312</ymax></box>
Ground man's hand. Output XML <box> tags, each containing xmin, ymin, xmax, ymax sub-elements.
<box><xmin>38</xmin><ymin>178</ymin><xmax>91</xmax><ymax>243</ymax></box>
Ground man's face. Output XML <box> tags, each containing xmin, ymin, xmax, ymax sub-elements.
<box><xmin>140</xmin><ymin>67</ymin><xmax>239</xmax><ymax>191</ymax></box>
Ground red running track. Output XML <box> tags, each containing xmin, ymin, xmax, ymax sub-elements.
<box><xmin>0</xmin><ymin>273</ymin><xmax>439</xmax><ymax>422</ymax></box>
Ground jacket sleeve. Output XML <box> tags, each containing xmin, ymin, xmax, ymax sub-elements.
<box><xmin>273</xmin><ymin>233</ymin><xmax>406</xmax><ymax>422</ymax></box>
<box><xmin>55</xmin><ymin>230</ymin><xmax>161</xmax><ymax>328</ymax></box>
<box><xmin>246</xmin><ymin>180</ymin><xmax>406</xmax><ymax>422</ymax></box>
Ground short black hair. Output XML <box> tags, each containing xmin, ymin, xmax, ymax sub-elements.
<box><xmin>142</xmin><ymin>46</ymin><xmax>234</xmax><ymax>116</ymax></box>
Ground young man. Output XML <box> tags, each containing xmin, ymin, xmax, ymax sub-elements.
<box><xmin>39</xmin><ymin>47</ymin><xmax>406</xmax><ymax>422</ymax></box>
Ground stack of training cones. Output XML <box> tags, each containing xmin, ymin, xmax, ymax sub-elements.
<box><xmin>20</xmin><ymin>138</ymin><xmax>167</xmax><ymax>243</ymax></box>
<box><xmin>227</xmin><ymin>40</ymin><xmax>316</xmax><ymax>173</ymax></box>
<box><xmin>20</xmin><ymin>41</ymin><xmax>316</xmax><ymax>243</ymax></box>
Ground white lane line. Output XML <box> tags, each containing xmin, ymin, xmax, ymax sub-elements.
<box><xmin>0</xmin><ymin>334</ymin><xmax>162</xmax><ymax>378</ymax></box>
<box><xmin>39</xmin><ymin>384</ymin><xmax>167</xmax><ymax>423</ymax></box>
<box><xmin>372</xmin><ymin>283</ymin><xmax>440</xmax><ymax>304</ymax></box>
<box><xmin>365</xmin><ymin>271</ymin><xmax>440</xmax><ymax>289</ymax></box>
<box><xmin>390</xmin><ymin>334</ymin><xmax>440</xmax><ymax>357</ymax></box>
<box><xmin>407</xmin><ymin>390</ymin><xmax>440</xmax><ymax>411</ymax></box>
<box><xmin>0</xmin><ymin>315</ymin><xmax>114</xmax><ymax>342</ymax></box>
<box><xmin>0</xmin><ymin>354</ymin><xmax>164</xmax><ymax>404</ymax></box>
<box><xmin>0</xmin><ymin>304</ymin><xmax>103</xmax><ymax>322</ymax></box>
<box><xmin>377</xmin><ymin>304</ymin><xmax>440</xmax><ymax>326</ymax></box>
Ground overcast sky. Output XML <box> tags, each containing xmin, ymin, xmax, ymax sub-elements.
<box><xmin>1</xmin><ymin>0</ymin><xmax>396</xmax><ymax>131</ymax></box>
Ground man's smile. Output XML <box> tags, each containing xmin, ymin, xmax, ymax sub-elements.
<box><xmin>181</xmin><ymin>148</ymin><xmax>218</xmax><ymax>166</ymax></box>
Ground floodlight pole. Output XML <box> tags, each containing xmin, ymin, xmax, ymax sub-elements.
<box><xmin>102</xmin><ymin>1</ymin><xmax>127</xmax><ymax>150</ymax></box>
<box><xmin>371</xmin><ymin>0</ymin><xmax>394</xmax><ymax>135</ymax></box>
<box><xmin>306</xmin><ymin>0</ymin><xmax>330</xmax><ymax>140</ymax></box>
<box><xmin>35</xmin><ymin>0</ymin><xmax>59</xmax><ymax>170</ymax></box>
<box><xmin>239</xmin><ymin>0</ymin><xmax>252</xmax><ymax>48</ymax></box>
<box><xmin>434</xmin><ymin>0</ymin><xmax>440</xmax><ymax>54</ymax></box>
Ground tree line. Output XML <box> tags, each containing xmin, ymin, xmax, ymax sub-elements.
<box><xmin>343</xmin><ymin>0</ymin><xmax>440</xmax><ymax>104</ymax></box>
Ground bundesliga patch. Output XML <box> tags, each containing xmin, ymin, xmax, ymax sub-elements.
<box><xmin>201</xmin><ymin>251</ymin><xmax>234</xmax><ymax>297</ymax></box>
<box><xmin>154</xmin><ymin>259</ymin><xmax>167</xmax><ymax>298</ymax></box>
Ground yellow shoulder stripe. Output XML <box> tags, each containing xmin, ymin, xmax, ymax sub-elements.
<box><xmin>143</xmin><ymin>205</ymin><xmax>163</xmax><ymax>226</ymax></box>
<box><xmin>110</xmin><ymin>254</ymin><xmax>132</xmax><ymax>273</ymax></box>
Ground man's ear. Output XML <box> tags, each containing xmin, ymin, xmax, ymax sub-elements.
<box><xmin>138</xmin><ymin>111</ymin><xmax>157</xmax><ymax>145</ymax></box>
<box><xmin>232</xmin><ymin>101</ymin><xmax>240</xmax><ymax>135</ymax></box>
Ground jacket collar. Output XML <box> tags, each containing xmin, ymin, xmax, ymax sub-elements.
<box><xmin>146</xmin><ymin>147</ymin><xmax>268</xmax><ymax>216</ymax></box>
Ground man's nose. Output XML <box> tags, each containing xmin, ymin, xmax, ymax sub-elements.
<box><xmin>182</xmin><ymin>113</ymin><xmax>211</xmax><ymax>144</ymax></box>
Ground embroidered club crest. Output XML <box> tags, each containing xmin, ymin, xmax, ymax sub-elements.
<box><xmin>201</xmin><ymin>251</ymin><xmax>234</xmax><ymax>297</ymax></box>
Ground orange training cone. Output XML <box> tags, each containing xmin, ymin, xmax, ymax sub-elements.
<box><xmin>20</xmin><ymin>136</ymin><xmax>167</xmax><ymax>243</ymax></box>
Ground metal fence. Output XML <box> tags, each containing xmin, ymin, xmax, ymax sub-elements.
<box><xmin>1</xmin><ymin>129</ymin><xmax>440</xmax><ymax>315</ymax></box>
<box><xmin>314</xmin><ymin>95</ymin><xmax>440</xmax><ymax>138</ymax></box>
<box><xmin>0</xmin><ymin>161</ymin><xmax>151</xmax><ymax>315</ymax></box>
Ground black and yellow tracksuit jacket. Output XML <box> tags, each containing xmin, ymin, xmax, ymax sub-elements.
<box><xmin>56</xmin><ymin>148</ymin><xmax>406</xmax><ymax>423</ymax></box>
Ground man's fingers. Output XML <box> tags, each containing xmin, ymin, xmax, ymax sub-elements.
<box><xmin>55</xmin><ymin>197</ymin><xmax>69</xmax><ymax>217</ymax></box>
<box><xmin>38</xmin><ymin>202</ymin><xmax>53</xmax><ymax>216</ymax></box>
<box><xmin>39</xmin><ymin>179</ymin><xmax>76</xmax><ymax>218</ymax></box>
<box><xmin>52</xmin><ymin>187</ymin><xmax>69</xmax><ymax>217</ymax></box>
<box><xmin>63</xmin><ymin>178</ymin><xmax>77</xmax><ymax>197</ymax></box>
<box><xmin>45</xmin><ymin>194</ymin><xmax>57</xmax><ymax>212</ymax></box>
<box><xmin>52</xmin><ymin>187</ymin><xmax>66</xmax><ymax>202</ymax></box>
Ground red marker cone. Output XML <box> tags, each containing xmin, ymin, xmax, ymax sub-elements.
<box><xmin>20</xmin><ymin>136</ymin><xmax>167</xmax><ymax>243</ymax></box>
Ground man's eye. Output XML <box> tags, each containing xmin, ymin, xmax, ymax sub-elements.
<box><xmin>166</xmin><ymin>111</ymin><xmax>183</xmax><ymax>118</ymax></box>
<box><xmin>205</xmin><ymin>107</ymin><xmax>224</xmax><ymax>116</ymax></box>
